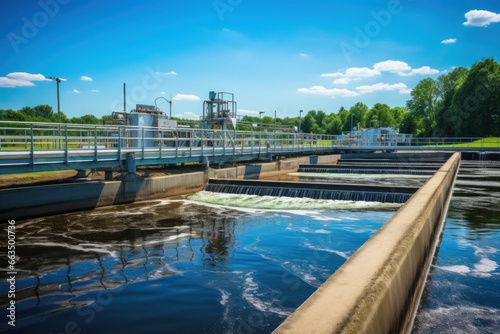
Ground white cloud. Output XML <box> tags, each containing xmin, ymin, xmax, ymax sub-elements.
<box><xmin>238</xmin><ymin>109</ymin><xmax>261</xmax><ymax>116</ymax></box>
<box><xmin>333</xmin><ymin>77</ymin><xmax>351</xmax><ymax>85</ymax></box>
<box><xmin>155</xmin><ymin>71</ymin><xmax>177</xmax><ymax>77</ymax></box>
<box><xmin>297</xmin><ymin>86</ymin><xmax>360</xmax><ymax>98</ymax></box>
<box><xmin>373</xmin><ymin>60</ymin><xmax>411</xmax><ymax>73</ymax></box>
<box><xmin>321</xmin><ymin>72</ymin><xmax>344</xmax><ymax>78</ymax></box>
<box><xmin>298</xmin><ymin>53</ymin><xmax>309</xmax><ymax>57</ymax></box>
<box><xmin>173</xmin><ymin>94</ymin><xmax>200</xmax><ymax>101</ymax></box>
<box><xmin>355</xmin><ymin>82</ymin><xmax>410</xmax><ymax>94</ymax></box>
<box><xmin>80</xmin><ymin>75</ymin><xmax>93</xmax><ymax>81</ymax></box>
<box><xmin>441</xmin><ymin>38</ymin><xmax>457</xmax><ymax>44</ymax></box>
<box><xmin>409</xmin><ymin>66</ymin><xmax>440</xmax><ymax>75</ymax></box>
<box><xmin>0</xmin><ymin>72</ymin><xmax>51</xmax><ymax>87</ymax></box>
<box><xmin>0</xmin><ymin>77</ymin><xmax>34</xmax><ymax>87</ymax></box>
<box><xmin>91</xmin><ymin>89</ymin><xmax>100</xmax><ymax>93</ymax></box>
<box><xmin>373</xmin><ymin>61</ymin><xmax>439</xmax><ymax>76</ymax></box>
<box><xmin>345</xmin><ymin>67</ymin><xmax>380</xmax><ymax>78</ymax></box>
<box><xmin>174</xmin><ymin>112</ymin><xmax>199</xmax><ymax>120</ymax></box>
<box><xmin>463</xmin><ymin>9</ymin><xmax>500</xmax><ymax>27</ymax></box>
<box><xmin>73</xmin><ymin>89</ymin><xmax>81</xmax><ymax>94</ymax></box>
<box><xmin>322</xmin><ymin>67</ymin><xmax>380</xmax><ymax>86</ymax></box>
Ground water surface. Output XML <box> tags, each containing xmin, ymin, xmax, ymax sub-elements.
<box><xmin>1</xmin><ymin>196</ymin><xmax>397</xmax><ymax>333</ymax></box>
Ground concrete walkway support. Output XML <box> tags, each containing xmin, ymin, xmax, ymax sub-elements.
<box><xmin>273</xmin><ymin>152</ymin><xmax>460</xmax><ymax>334</ymax></box>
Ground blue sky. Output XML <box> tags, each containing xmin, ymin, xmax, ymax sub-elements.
<box><xmin>1</xmin><ymin>0</ymin><xmax>499</xmax><ymax>120</ymax></box>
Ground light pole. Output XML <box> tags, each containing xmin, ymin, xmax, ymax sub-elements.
<box><xmin>350</xmin><ymin>113</ymin><xmax>354</xmax><ymax>133</ymax></box>
<box><xmin>259</xmin><ymin>111</ymin><xmax>265</xmax><ymax>119</ymax></box>
<box><xmin>274</xmin><ymin>110</ymin><xmax>277</xmax><ymax>132</ymax></box>
<box><xmin>299</xmin><ymin>109</ymin><xmax>303</xmax><ymax>133</ymax></box>
<box><xmin>154</xmin><ymin>96</ymin><xmax>172</xmax><ymax>118</ymax></box>
<box><xmin>47</xmin><ymin>76</ymin><xmax>65</xmax><ymax>123</ymax></box>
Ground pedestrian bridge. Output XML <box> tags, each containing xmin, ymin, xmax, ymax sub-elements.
<box><xmin>0</xmin><ymin>121</ymin><xmax>498</xmax><ymax>174</ymax></box>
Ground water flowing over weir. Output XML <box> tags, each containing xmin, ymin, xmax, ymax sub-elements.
<box><xmin>298</xmin><ymin>164</ymin><xmax>437</xmax><ymax>175</ymax></box>
<box><xmin>205</xmin><ymin>179</ymin><xmax>418</xmax><ymax>204</ymax></box>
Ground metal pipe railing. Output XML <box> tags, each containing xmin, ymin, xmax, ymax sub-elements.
<box><xmin>1</xmin><ymin>120</ymin><xmax>499</xmax><ymax>173</ymax></box>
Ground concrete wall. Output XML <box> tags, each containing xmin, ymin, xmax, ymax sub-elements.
<box><xmin>273</xmin><ymin>152</ymin><xmax>460</xmax><ymax>334</ymax></box>
<box><xmin>0</xmin><ymin>154</ymin><xmax>339</xmax><ymax>221</ymax></box>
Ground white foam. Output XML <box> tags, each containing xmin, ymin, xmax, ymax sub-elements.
<box><xmin>472</xmin><ymin>258</ymin><xmax>498</xmax><ymax>277</ymax></box>
<box><xmin>415</xmin><ymin>305</ymin><xmax>500</xmax><ymax>334</ymax></box>
<box><xmin>314</xmin><ymin>229</ymin><xmax>332</xmax><ymax>234</ymax></box>
<box><xmin>241</xmin><ymin>272</ymin><xmax>291</xmax><ymax>317</ymax></box>
<box><xmin>187</xmin><ymin>191</ymin><xmax>401</xmax><ymax>211</ymax></box>
<box><xmin>219</xmin><ymin>289</ymin><xmax>231</xmax><ymax>306</ymax></box>
<box><xmin>439</xmin><ymin>265</ymin><xmax>471</xmax><ymax>274</ymax></box>
<box><xmin>303</xmin><ymin>241</ymin><xmax>351</xmax><ymax>259</ymax></box>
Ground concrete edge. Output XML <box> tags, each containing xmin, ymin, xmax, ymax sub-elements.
<box><xmin>0</xmin><ymin>155</ymin><xmax>339</xmax><ymax>221</ymax></box>
<box><xmin>273</xmin><ymin>152</ymin><xmax>460</xmax><ymax>334</ymax></box>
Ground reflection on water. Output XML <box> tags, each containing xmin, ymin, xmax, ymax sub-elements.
<box><xmin>413</xmin><ymin>161</ymin><xmax>500</xmax><ymax>333</ymax></box>
<box><xmin>0</xmin><ymin>197</ymin><xmax>395</xmax><ymax>333</ymax></box>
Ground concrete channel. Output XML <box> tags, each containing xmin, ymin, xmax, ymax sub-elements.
<box><xmin>273</xmin><ymin>152</ymin><xmax>460</xmax><ymax>333</ymax></box>
<box><xmin>0</xmin><ymin>151</ymin><xmax>460</xmax><ymax>334</ymax></box>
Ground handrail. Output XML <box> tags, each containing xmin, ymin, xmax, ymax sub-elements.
<box><xmin>0</xmin><ymin>120</ymin><xmax>499</xmax><ymax>174</ymax></box>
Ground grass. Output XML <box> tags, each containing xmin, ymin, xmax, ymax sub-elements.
<box><xmin>0</xmin><ymin>170</ymin><xmax>79</xmax><ymax>189</ymax></box>
<box><xmin>428</xmin><ymin>137</ymin><xmax>500</xmax><ymax>148</ymax></box>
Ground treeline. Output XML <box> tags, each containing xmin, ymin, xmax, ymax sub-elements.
<box><xmin>1</xmin><ymin>58</ymin><xmax>499</xmax><ymax>137</ymax></box>
<box><xmin>241</xmin><ymin>58</ymin><xmax>500</xmax><ymax>137</ymax></box>
<box><xmin>0</xmin><ymin>105</ymin><xmax>113</xmax><ymax>125</ymax></box>
<box><xmin>239</xmin><ymin>103</ymin><xmax>406</xmax><ymax>135</ymax></box>
<box><xmin>406</xmin><ymin>57</ymin><xmax>500</xmax><ymax>137</ymax></box>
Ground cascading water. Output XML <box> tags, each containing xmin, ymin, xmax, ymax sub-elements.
<box><xmin>203</xmin><ymin>179</ymin><xmax>417</xmax><ymax>204</ymax></box>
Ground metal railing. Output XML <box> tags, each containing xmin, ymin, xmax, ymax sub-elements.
<box><xmin>0</xmin><ymin>120</ymin><xmax>499</xmax><ymax>173</ymax></box>
<box><xmin>0</xmin><ymin>121</ymin><xmax>336</xmax><ymax>173</ymax></box>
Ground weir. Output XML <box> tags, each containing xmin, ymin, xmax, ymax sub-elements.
<box><xmin>298</xmin><ymin>164</ymin><xmax>437</xmax><ymax>175</ymax></box>
<box><xmin>205</xmin><ymin>179</ymin><xmax>418</xmax><ymax>204</ymax></box>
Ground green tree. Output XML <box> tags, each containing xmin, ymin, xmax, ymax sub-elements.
<box><xmin>33</xmin><ymin>105</ymin><xmax>55</xmax><ymax>120</ymax></box>
<box><xmin>0</xmin><ymin>109</ymin><xmax>27</xmax><ymax>122</ymax></box>
<box><xmin>338</xmin><ymin>107</ymin><xmax>351</xmax><ymax>132</ymax></box>
<box><xmin>399</xmin><ymin>113</ymin><xmax>418</xmax><ymax>135</ymax></box>
<box><xmin>366</xmin><ymin>103</ymin><xmax>393</xmax><ymax>128</ymax></box>
<box><xmin>434</xmin><ymin>67</ymin><xmax>469</xmax><ymax>136</ymax></box>
<box><xmin>450</xmin><ymin>58</ymin><xmax>500</xmax><ymax>137</ymax></box>
<box><xmin>406</xmin><ymin>78</ymin><xmax>437</xmax><ymax>136</ymax></box>
<box><xmin>324</xmin><ymin>113</ymin><xmax>342</xmax><ymax>135</ymax></box>
<box><xmin>348</xmin><ymin>102</ymin><xmax>369</xmax><ymax>129</ymax></box>
<box><xmin>390</xmin><ymin>107</ymin><xmax>407</xmax><ymax>129</ymax></box>
<box><xmin>20</xmin><ymin>106</ymin><xmax>35</xmax><ymax>118</ymax></box>
<box><xmin>301</xmin><ymin>113</ymin><xmax>317</xmax><ymax>133</ymax></box>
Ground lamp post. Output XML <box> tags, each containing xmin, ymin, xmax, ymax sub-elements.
<box><xmin>154</xmin><ymin>96</ymin><xmax>172</xmax><ymax>118</ymax></box>
<box><xmin>299</xmin><ymin>109</ymin><xmax>303</xmax><ymax>133</ymax></box>
<box><xmin>47</xmin><ymin>76</ymin><xmax>64</xmax><ymax>123</ymax></box>
<box><xmin>259</xmin><ymin>111</ymin><xmax>265</xmax><ymax>119</ymax></box>
<box><xmin>274</xmin><ymin>110</ymin><xmax>277</xmax><ymax>132</ymax></box>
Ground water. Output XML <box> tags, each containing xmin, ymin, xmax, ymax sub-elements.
<box><xmin>203</xmin><ymin>184</ymin><xmax>413</xmax><ymax>204</ymax></box>
<box><xmin>413</xmin><ymin>162</ymin><xmax>500</xmax><ymax>333</ymax></box>
<box><xmin>297</xmin><ymin>167</ymin><xmax>435</xmax><ymax>175</ymax></box>
<box><xmin>0</xmin><ymin>196</ymin><xmax>398</xmax><ymax>333</ymax></box>
<box><xmin>287</xmin><ymin>171</ymin><xmax>430</xmax><ymax>188</ymax></box>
